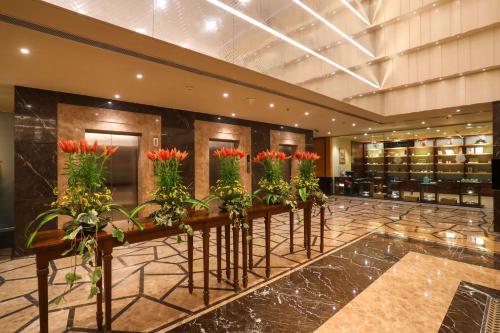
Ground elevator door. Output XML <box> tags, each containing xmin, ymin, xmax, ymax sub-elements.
<box><xmin>85</xmin><ymin>132</ymin><xmax>139</xmax><ymax>211</ymax></box>
<box><xmin>209</xmin><ymin>140</ymin><xmax>235</xmax><ymax>189</ymax></box>
<box><xmin>279</xmin><ymin>145</ymin><xmax>296</xmax><ymax>182</ymax></box>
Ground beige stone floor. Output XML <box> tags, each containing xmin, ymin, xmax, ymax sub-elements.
<box><xmin>0</xmin><ymin>197</ymin><xmax>498</xmax><ymax>332</ymax></box>
<box><xmin>315</xmin><ymin>251</ymin><xmax>500</xmax><ymax>333</ymax></box>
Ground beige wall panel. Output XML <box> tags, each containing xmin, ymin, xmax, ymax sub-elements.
<box><xmin>470</xmin><ymin>31</ymin><xmax>494</xmax><ymax>70</ymax></box>
<box><xmin>455</xmin><ymin>77</ymin><xmax>467</xmax><ymax>106</ymax></box>
<box><xmin>429</xmin><ymin>46</ymin><xmax>443</xmax><ymax>79</ymax></box>
<box><xmin>194</xmin><ymin>120</ymin><xmax>251</xmax><ymax>199</ymax></box>
<box><xmin>417</xmin><ymin>48</ymin><xmax>431</xmax><ymax>81</ymax></box>
<box><xmin>461</xmin><ymin>0</ymin><xmax>478</xmax><ymax>32</ymax></box>
<box><xmin>384</xmin><ymin>24</ymin><xmax>396</xmax><ymax>55</ymax></box>
<box><xmin>400</xmin><ymin>0</ymin><xmax>410</xmax><ymax>15</ymax></box>
<box><xmin>408</xmin><ymin>53</ymin><xmax>418</xmax><ymax>83</ymax></box>
<box><xmin>395</xmin><ymin>21</ymin><xmax>410</xmax><ymax>52</ymax></box>
<box><xmin>384</xmin><ymin>0</ymin><xmax>401</xmax><ymax>21</ymax></box>
<box><xmin>479</xmin><ymin>71</ymin><xmax>500</xmax><ymax>102</ymax></box>
<box><xmin>415</xmin><ymin>84</ymin><xmax>427</xmax><ymax>112</ymax></box>
<box><xmin>380</xmin><ymin>60</ymin><xmax>394</xmax><ymax>87</ymax></box>
<box><xmin>441</xmin><ymin>41</ymin><xmax>459</xmax><ymax>76</ymax></box>
<box><xmin>0</xmin><ymin>85</ymin><xmax>14</xmax><ymax>113</ymax></box>
<box><xmin>420</xmin><ymin>11</ymin><xmax>431</xmax><ymax>45</ymax></box>
<box><xmin>457</xmin><ymin>37</ymin><xmax>471</xmax><ymax>73</ymax></box>
<box><xmin>57</xmin><ymin>104</ymin><xmax>160</xmax><ymax>222</ymax></box>
<box><xmin>465</xmin><ymin>72</ymin><xmax>483</xmax><ymax>104</ymax></box>
<box><xmin>478</xmin><ymin>0</ymin><xmax>498</xmax><ymax>26</ymax></box>
<box><xmin>393</xmin><ymin>55</ymin><xmax>409</xmax><ymax>86</ymax></box>
<box><xmin>410</xmin><ymin>0</ymin><xmax>424</xmax><ymax>12</ymax></box>
<box><xmin>430</xmin><ymin>5</ymin><xmax>450</xmax><ymax>41</ymax></box>
<box><xmin>409</xmin><ymin>15</ymin><xmax>421</xmax><ymax>48</ymax></box>
<box><xmin>495</xmin><ymin>28</ymin><xmax>500</xmax><ymax>64</ymax></box>
<box><xmin>449</xmin><ymin>0</ymin><xmax>462</xmax><ymax>36</ymax></box>
<box><xmin>374</xmin><ymin>30</ymin><xmax>385</xmax><ymax>56</ymax></box>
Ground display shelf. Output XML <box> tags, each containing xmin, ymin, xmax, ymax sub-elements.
<box><xmin>465</xmin><ymin>153</ymin><xmax>492</xmax><ymax>156</ymax></box>
<box><xmin>436</xmin><ymin>163</ymin><xmax>463</xmax><ymax>165</ymax></box>
<box><xmin>466</xmin><ymin>172</ymin><xmax>492</xmax><ymax>175</ymax></box>
<box><xmin>409</xmin><ymin>163</ymin><xmax>433</xmax><ymax>165</ymax></box>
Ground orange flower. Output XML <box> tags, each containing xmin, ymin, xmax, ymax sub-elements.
<box><xmin>79</xmin><ymin>140</ymin><xmax>90</xmax><ymax>154</ymax></box>
<box><xmin>146</xmin><ymin>152</ymin><xmax>157</xmax><ymax>160</ymax></box>
<box><xmin>58</xmin><ymin>140</ymin><xmax>78</xmax><ymax>154</ymax></box>
<box><xmin>149</xmin><ymin>148</ymin><xmax>189</xmax><ymax>161</ymax></box>
<box><xmin>106</xmin><ymin>146</ymin><xmax>119</xmax><ymax>156</ymax></box>
<box><xmin>294</xmin><ymin>152</ymin><xmax>320</xmax><ymax>160</ymax></box>
<box><xmin>213</xmin><ymin>147</ymin><xmax>246</xmax><ymax>159</ymax></box>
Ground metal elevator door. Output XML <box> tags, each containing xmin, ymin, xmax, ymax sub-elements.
<box><xmin>85</xmin><ymin>132</ymin><xmax>139</xmax><ymax>211</ymax></box>
<box><xmin>279</xmin><ymin>145</ymin><xmax>296</xmax><ymax>182</ymax></box>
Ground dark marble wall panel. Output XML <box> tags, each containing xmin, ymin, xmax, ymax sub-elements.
<box><xmin>0</xmin><ymin>113</ymin><xmax>15</xmax><ymax>249</ymax></box>
<box><xmin>14</xmin><ymin>86</ymin><xmax>314</xmax><ymax>252</ymax></box>
<box><xmin>493</xmin><ymin>101</ymin><xmax>500</xmax><ymax>232</ymax></box>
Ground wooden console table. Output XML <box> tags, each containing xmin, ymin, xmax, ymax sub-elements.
<box><xmin>31</xmin><ymin>202</ymin><xmax>324</xmax><ymax>332</ymax></box>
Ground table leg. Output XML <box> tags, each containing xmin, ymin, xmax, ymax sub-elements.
<box><xmin>36</xmin><ymin>255</ymin><xmax>49</xmax><ymax>333</ymax></box>
<box><xmin>242</xmin><ymin>224</ymin><xmax>248</xmax><ymax>288</ymax></box>
<box><xmin>188</xmin><ymin>234</ymin><xmax>194</xmax><ymax>294</ymax></box>
<box><xmin>303</xmin><ymin>209</ymin><xmax>307</xmax><ymax>249</ymax></box>
<box><xmin>95</xmin><ymin>250</ymin><xmax>103</xmax><ymax>330</ymax></box>
<box><xmin>225</xmin><ymin>225</ymin><xmax>230</xmax><ymax>279</ymax></box>
<box><xmin>305</xmin><ymin>204</ymin><xmax>312</xmax><ymax>259</ymax></box>
<box><xmin>216</xmin><ymin>226</ymin><xmax>222</xmax><ymax>283</ymax></box>
<box><xmin>289</xmin><ymin>211</ymin><xmax>294</xmax><ymax>254</ymax></box>
<box><xmin>320</xmin><ymin>206</ymin><xmax>325</xmax><ymax>253</ymax></box>
<box><xmin>103</xmin><ymin>243</ymin><xmax>113</xmax><ymax>332</ymax></box>
<box><xmin>232</xmin><ymin>224</ymin><xmax>240</xmax><ymax>292</ymax></box>
<box><xmin>248</xmin><ymin>218</ymin><xmax>253</xmax><ymax>270</ymax></box>
<box><xmin>202</xmin><ymin>225</ymin><xmax>210</xmax><ymax>305</ymax></box>
<box><xmin>265</xmin><ymin>211</ymin><xmax>271</xmax><ymax>279</ymax></box>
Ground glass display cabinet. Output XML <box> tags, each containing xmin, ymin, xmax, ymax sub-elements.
<box><xmin>419</xmin><ymin>182</ymin><xmax>438</xmax><ymax>204</ymax></box>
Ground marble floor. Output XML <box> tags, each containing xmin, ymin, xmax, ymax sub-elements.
<box><xmin>0</xmin><ymin>197</ymin><xmax>498</xmax><ymax>332</ymax></box>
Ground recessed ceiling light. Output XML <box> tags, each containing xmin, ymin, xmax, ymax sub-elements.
<box><xmin>19</xmin><ymin>48</ymin><xmax>30</xmax><ymax>55</ymax></box>
<box><xmin>26</xmin><ymin>104</ymin><xmax>32</xmax><ymax>108</ymax></box>
<box><xmin>352</xmin><ymin>123</ymin><xmax>356</xmax><ymax>127</ymax></box>
<box><xmin>332</xmin><ymin>118</ymin><xmax>336</xmax><ymax>122</ymax></box>
<box><xmin>456</xmin><ymin>109</ymin><xmax>461</xmax><ymax>112</ymax></box>
<box><xmin>459</xmin><ymin>73</ymin><xmax>463</xmax><ymax>76</ymax></box>
<box><xmin>368</xmin><ymin>127</ymin><xmax>372</xmax><ymax>130</ymax></box>
<box><xmin>304</xmin><ymin>112</ymin><xmax>309</xmax><ymax>116</ymax></box>
<box><xmin>467</xmin><ymin>123</ymin><xmax>472</xmax><ymax>126</ymax></box>
<box><xmin>114</xmin><ymin>94</ymin><xmax>121</xmax><ymax>99</ymax></box>
<box><xmin>328</xmin><ymin>131</ymin><xmax>331</xmax><ymax>135</ymax></box>
<box><xmin>392</xmin><ymin>130</ymin><xmax>396</xmax><ymax>133</ymax></box>
<box><xmin>217</xmin><ymin>116</ymin><xmax>222</xmax><ymax>120</ymax></box>
<box><xmin>107</xmin><ymin>101</ymin><xmax>112</xmax><ymax>105</ymax></box>
<box><xmin>406</xmin><ymin>132</ymin><xmax>410</xmax><ymax>135</ymax></box>
<box><xmin>482</xmin><ymin>68</ymin><xmax>486</xmax><ymax>71</ymax></box>
<box><xmin>421</xmin><ymin>121</ymin><xmax>426</xmax><ymax>125</ymax></box>
<box><xmin>231</xmin><ymin>113</ymin><xmax>236</xmax><ymax>117</ymax></box>
<box><xmin>436</xmin><ymin>129</ymin><xmax>440</xmax><ymax>132</ymax></box>
<box><xmin>269</xmin><ymin>103</ymin><xmax>275</xmax><ymax>108</ymax></box>
<box><xmin>155</xmin><ymin>0</ymin><xmax>168</xmax><ymax>10</ymax></box>
<box><xmin>223</xmin><ymin>92</ymin><xmax>229</xmax><ymax>98</ymax></box>
<box><xmin>280</xmin><ymin>126</ymin><xmax>284</xmax><ymax>129</ymax></box>
<box><xmin>294</xmin><ymin>123</ymin><xmax>298</xmax><ymax>127</ymax></box>
<box><xmin>207</xmin><ymin>0</ymin><xmax>379</xmax><ymax>88</ymax></box>
<box><xmin>432</xmin><ymin>3</ymin><xmax>437</xmax><ymax>7</ymax></box>
<box><xmin>238</xmin><ymin>0</ymin><xmax>251</xmax><ymax>5</ymax></box>
<box><xmin>364</xmin><ymin>133</ymin><xmax>367</xmax><ymax>136</ymax></box>
<box><xmin>95</xmin><ymin>112</ymin><xmax>99</xmax><ymax>116</ymax></box>
<box><xmin>136</xmin><ymin>73</ymin><xmax>143</xmax><ymax>79</ymax></box>
<box><xmin>134</xmin><ymin>28</ymin><xmax>147</xmax><ymax>34</ymax></box>
<box><xmin>204</xmin><ymin>18</ymin><xmax>219</xmax><ymax>33</ymax></box>
<box><xmin>439</xmin><ymin>77</ymin><xmax>443</xmax><ymax>80</ymax></box>
<box><xmin>426</xmin><ymin>127</ymin><xmax>430</xmax><ymax>130</ymax></box>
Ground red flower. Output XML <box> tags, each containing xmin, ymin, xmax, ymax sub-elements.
<box><xmin>294</xmin><ymin>152</ymin><xmax>320</xmax><ymax>160</ymax></box>
<box><xmin>146</xmin><ymin>152</ymin><xmax>157</xmax><ymax>160</ymax></box>
<box><xmin>213</xmin><ymin>147</ymin><xmax>246</xmax><ymax>159</ymax></box>
<box><xmin>90</xmin><ymin>141</ymin><xmax>98</xmax><ymax>153</ymax></box>
<box><xmin>253</xmin><ymin>150</ymin><xmax>290</xmax><ymax>162</ymax></box>
<box><xmin>79</xmin><ymin>140</ymin><xmax>90</xmax><ymax>154</ymax></box>
<box><xmin>106</xmin><ymin>146</ymin><xmax>119</xmax><ymax>156</ymax></box>
<box><xmin>58</xmin><ymin>140</ymin><xmax>78</xmax><ymax>154</ymax></box>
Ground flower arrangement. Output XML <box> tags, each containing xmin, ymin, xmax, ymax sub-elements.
<box><xmin>131</xmin><ymin>148</ymin><xmax>208</xmax><ymax>242</ymax></box>
<box><xmin>293</xmin><ymin>152</ymin><xmax>327</xmax><ymax>206</ymax></box>
<box><xmin>253</xmin><ymin>150</ymin><xmax>295</xmax><ymax>207</ymax></box>
<box><xmin>26</xmin><ymin>140</ymin><xmax>143</xmax><ymax>303</ymax></box>
<box><xmin>211</xmin><ymin>147</ymin><xmax>251</xmax><ymax>227</ymax></box>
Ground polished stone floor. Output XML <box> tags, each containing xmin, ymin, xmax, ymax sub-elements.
<box><xmin>0</xmin><ymin>197</ymin><xmax>498</xmax><ymax>332</ymax></box>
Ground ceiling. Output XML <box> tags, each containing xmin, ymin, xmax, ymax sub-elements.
<box><xmin>0</xmin><ymin>0</ymin><xmax>493</xmax><ymax>137</ymax></box>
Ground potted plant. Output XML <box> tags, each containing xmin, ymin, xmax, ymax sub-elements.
<box><xmin>293</xmin><ymin>152</ymin><xmax>327</xmax><ymax>206</ymax></box>
<box><xmin>253</xmin><ymin>150</ymin><xmax>295</xmax><ymax>207</ymax></box>
<box><xmin>211</xmin><ymin>147</ymin><xmax>252</xmax><ymax>228</ymax></box>
<box><xmin>26</xmin><ymin>140</ymin><xmax>143</xmax><ymax>303</ymax></box>
<box><xmin>131</xmin><ymin>148</ymin><xmax>209</xmax><ymax>242</ymax></box>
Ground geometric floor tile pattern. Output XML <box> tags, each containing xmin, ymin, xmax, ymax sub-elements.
<box><xmin>0</xmin><ymin>196</ymin><xmax>498</xmax><ymax>332</ymax></box>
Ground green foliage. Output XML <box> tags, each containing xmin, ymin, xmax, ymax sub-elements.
<box><xmin>254</xmin><ymin>153</ymin><xmax>295</xmax><ymax>208</ymax></box>
<box><xmin>293</xmin><ymin>159</ymin><xmax>328</xmax><ymax>207</ymax></box>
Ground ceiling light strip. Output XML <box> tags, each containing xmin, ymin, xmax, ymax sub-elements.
<box><xmin>294</xmin><ymin>0</ymin><xmax>374</xmax><ymax>58</ymax></box>
<box><xmin>341</xmin><ymin>0</ymin><xmax>371</xmax><ymax>25</ymax></box>
<box><xmin>206</xmin><ymin>0</ymin><xmax>379</xmax><ymax>88</ymax></box>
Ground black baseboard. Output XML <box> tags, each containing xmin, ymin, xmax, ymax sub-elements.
<box><xmin>0</xmin><ymin>228</ymin><xmax>14</xmax><ymax>249</ymax></box>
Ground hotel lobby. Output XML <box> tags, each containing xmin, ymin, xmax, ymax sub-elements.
<box><xmin>0</xmin><ymin>0</ymin><xmax>499</xmax><ymax>332</ymax></box>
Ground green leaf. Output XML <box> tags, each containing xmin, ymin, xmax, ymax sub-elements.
<box><xmin>26</xmin><ymin>211</ymin><xmax>67</xmax><ymax>247</ymax></box>
<box><xmin>65</xmin><ymin>272</ymin><xmax>82</xmax><ymax>288</ymax></box>
<box><xmin>89</xmin><ymin>267</ymin><xmax>102</xmax><ymax>284</ymax></box>
<box><xmin>88</xmin><ymin>286</ymin><xmax>100</xmax><ymax>299</ymax></box>
<box><xmin>61</xmin><ymin>243</ymin><xmax>76</xmax><ymax>256</ymax></box>
<box><xmin>246</xmin><ymin>235</ymin><xmax>253</xmax><ymax>241</ymax></box>
<box><xmin>176</xmin><ymin>235</ymin><xmax>182</xmax><ymax>243</ymax></box>
<box><xmin>50</xmin><ymin>295</ymin><xmax>64</xmax><ymax>305</ymax></box>
<box><xmin>112</xmin><ymin>228</ymin><xmax>125</xmax><ymax>243</ymax></box>
<box><xmin>63</xmin><ymin>226</ymin><xmax>83</xmax><ymax>241</ymax></box>
<box><xmin>298</xmin><ymin>187</ymin><xmax>308</xmax><ymax>202</ymax></box>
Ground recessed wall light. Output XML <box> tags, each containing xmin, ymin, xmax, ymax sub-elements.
<box><xmin>269</xmin><ymin>103</ymin><xmax>275</xmax><ymax>108</ymax></box>
<box><xmin>136</xmin><ymin>73</ymin><xmax>143</xmax><ymax>79</ymax></box>
<box><xmin>19</xmin><ymin>48</ymin><xmax>30</xmax><ymax>55</ymax></box>
<box><xmin>114</xmin><ymin>94</ymin><xmax>121</xmax><ymax>99</ymax></box>
<box><xmin>304</xmin><ymin>112</ymin><xmax>309</xmax><ymax>116</ymax></box>
<box><xmin>223</xmin><ymin>92</ymin><xmax>229</xmax><ymax>98</ymax></box>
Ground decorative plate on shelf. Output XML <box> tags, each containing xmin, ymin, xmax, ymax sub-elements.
<box><xmin>455</xmin><ymin>154</ymin><xmax>466</xmax><ymax>163</ymax></box>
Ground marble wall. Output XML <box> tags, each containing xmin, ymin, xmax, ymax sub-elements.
<box><xmin>13</xmin><ymin>86</ymin><xmax>312</xmax><ymax>253</ymax></box>
<box><xmin>270</xmin><ymin>130</ymin><xmax>306</xmax><ymax>180</ymax></box>
<box><xmin>194</xmin><ymin>120</ymin><xmax>252</xmax><ymax>199</ymax></box>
